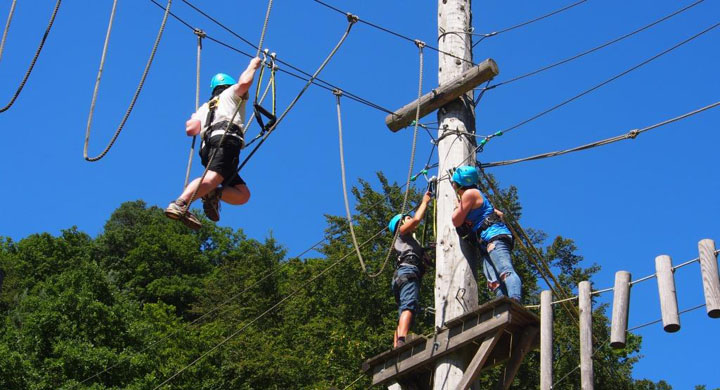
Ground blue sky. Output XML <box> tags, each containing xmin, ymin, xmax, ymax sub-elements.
<box><xmin>1</xmin><ymin>0</ymin><xmax>718</xmax><ymax>388</ymax></box>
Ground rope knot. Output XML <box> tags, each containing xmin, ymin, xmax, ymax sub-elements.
<box><xmin>346</xmin><ymin>13</ymin><xmax>359</xmax><ymax>24</ymax></box>
<box><xmin>193</xmin><ymin>28</ymin><xmax>206</xmax><ymax>38</ymax></box>
<box><xmin>628</xmin><ymin>129</ymin><xmax>640</xmax><ymax>139</ymax></box>
<box><xmin>414</xmin><ymin>39</ymin><xmax>426</xmax><ymax>49</ymax></box>
<box><xmin>332</xmin><ymin>88</ymin><xmax>343</xmax><ymax>97</ymax></box>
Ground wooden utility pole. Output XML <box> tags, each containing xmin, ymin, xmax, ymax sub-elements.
<box><xmin>434</xmin><ymin>0</ymin><xmax>478</xmax><ymax>388</ymax></box>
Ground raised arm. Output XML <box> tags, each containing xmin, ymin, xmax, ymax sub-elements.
<box><xmin>234</xmin><ymin>57</ymin><xmax>262</xmax><ymax>98</ymax></box>
<box><xmin>398</xmin><ymin>192</ymin><xmax>432</xmax><ymax>235</ymax></box>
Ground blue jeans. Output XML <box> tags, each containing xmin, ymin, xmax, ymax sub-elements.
<box><xmin>481</xmin><ymin>238</ymin><xmax>522</xmax><ymax>301</ymax></box>
<box><xmin>392</xmin><ymin>265</ymin><xmax>421</xmax><ymax>317</ymax></box>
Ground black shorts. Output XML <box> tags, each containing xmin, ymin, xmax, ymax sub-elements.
<box><xmin>200</xmin><ymin>135</ymin><xmax>246</xmax><ymax>187</ymax></box>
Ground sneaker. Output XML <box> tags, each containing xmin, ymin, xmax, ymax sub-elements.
<box><xmin>165</xmin><ymin>201</ymin><xmax>202</xmax><ymax>230</ymax></box>
<box><xmin>202</xmin><ymin>187</ymin><xmax>222</xmax><ymax>222</ymax></box>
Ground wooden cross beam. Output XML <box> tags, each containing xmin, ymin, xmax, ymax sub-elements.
<box><xmin>362</xmin><ymin>298</ymin><xmax>539</xmax><ymax>388</ymax></box>
<box><xmin>384</xmin><ymin>59</ymin><xmax>499</xmax><ymax>132</ymax></box>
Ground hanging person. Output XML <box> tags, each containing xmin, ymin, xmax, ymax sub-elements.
<box><xmin>165</xmin><ymin>57</ymin><xmax>262</xmax><ymax>230</ymax></box>
<box><xmin>450</xmin><ymin>166</ymin><xmax>522</xmax><ymax>302</ymax></box>
<box><xmin>388</xmin><ymin>191</ymin><xmax>434</xmax><ymax>348</ymax></box>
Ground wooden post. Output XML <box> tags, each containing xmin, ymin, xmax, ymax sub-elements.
<box><xmin>655</xmin><ymin>255</ymin><xmax>680</xmax><ymax>332</ymax></box>
<box><xmin>698</xmin><ymin>239</ymin><xmax>720</xmax><ymax>318</ymax></box>
<box><xmin>579</xmin><ymin>281</ymin><xmax>594</xmax><ymax>390</ymax></box>
<box><xmin>540</xmin><ymin>290</ymin><xmax>552</xmax><ymax>390</ymax></box>
<box><xmin>434</xmin><ymin>0</ymin><xmax>478</xmax><ymax>389</ymax></box>
<box><xmin>610</xmin><ymin>271</ymin><xmax>631</xmax><ymax>348</ymax></box>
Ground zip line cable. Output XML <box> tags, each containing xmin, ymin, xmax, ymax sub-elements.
<box><xmin>175</xmin><ymin>0</ymin><xmax>395</xmax><ymax>115</ymax></box>
<box><xmin>471</xmin><ymin>0</ymin><xmax>588</xmax><ymax>47</ymax></box>
<box><xmin>487</xmin><ymin>0</ymin><xmax>706</xmax><ymax>89</ymax></box>
<box><xmin>0</xmin><ymin>0</ymin><xmax>17</xmax><ymax>65</ymax></box>
<box><xmin>312</xmin><ymin>0</ymin><xmax>475</xmax><ymax>69</ymax></box>
<box><xmin>371</xmin><ymin>41</ymin><xmax>425</xmax><ymax>279</ymax></box>
<box><xmin>183</xmin><ymin>28</ymin><xmax>205</xmax><ymax>188</ymax></box>
<box><xmin>335</xmin><ymin>90</ymin><xmax>368</xmax><ymax>272</ymax></box>
<box><xmin>481</xmin><ymin>100</ymin><xmax>720</xmax><ymax>168</ymax></box>
<box><xmin>151</xmin><ymin>228</ymin><xmax>386</xmax><ymax>389</ymax></box>
<box><xmin>0</xmin><ymin>0</ymin><xmax>61</xmax><ymax>113</ymax></box>
<box><xmin>496</xmin><ymin>21</ymin><xmax>720</xmax><ymax>136</ymax></box>
<box><xmin>83</xmin><ymin>0</ymin><xmax>172</xmax><ymax>161</ymax></box>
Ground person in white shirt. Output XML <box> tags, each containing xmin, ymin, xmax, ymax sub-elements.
<box><xmin>165</xmin><ymin>57</ymin><xmax>262</xmax><ymax>230</ymax></box>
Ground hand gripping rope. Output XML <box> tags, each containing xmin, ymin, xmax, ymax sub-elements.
<box><xmin>0</xmin><ymin>0</ymin><xmax>62</xmax><ymax>113</ymax></box>
<box><xmin>83</xmin><ymin>0</ymin><xmax>172</xmax><ymax>162</ymax></box>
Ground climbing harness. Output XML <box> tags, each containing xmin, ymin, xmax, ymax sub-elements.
<box><xmin>183</xmin><ymin>28</ymin><xmax>206</xmax><ymax>188</ymax></box>
<box><xmin>83</xmin><ymin>0</ymin><xmax>172</xmax><ymax>161</ymax></box>
<box><xmin>371</xmin><ymin>39</ymin><xmax>425</xmax><ymax>278</ymax></box>
<box><xmin>335</xmin><ymin>89</ymin><xmax>367</xmax><ymax>272</ymax></box>
<box><xmin>0</xmin><ymin>0</ymin><xmax>61</xmax><ymax>113</ymax></box>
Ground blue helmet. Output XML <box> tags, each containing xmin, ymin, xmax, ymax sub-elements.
<box><xmin>210</xmin><ymin>73</ymin><xmax>236</xmax><ymax>92</ymax></box>
<box><xmin>451</xmin><ymin>166</ymin><xmax>479</xmax><ymax>187</ymax></box>
<box><xmin>388</xmin><ymin>213</ymin><xmax>407</xmax><ymax>235</ymax></box>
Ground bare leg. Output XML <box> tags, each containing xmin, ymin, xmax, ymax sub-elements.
<box><xmin>221</xmin><ymin>183</ymin><xmax>251</xmax><ymax>205</ymax></box>
<box><xmin>396</xmin><ymin>310</ymin><xmax>413</xmax><ymax>340</ymax></box>
<box><xmin>178</xmin><ymin>171</ymin><xmax>224</xmax><ymax>205</ymax></box>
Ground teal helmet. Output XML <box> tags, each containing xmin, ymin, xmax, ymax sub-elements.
<box><xmin>210</xmin><ymin>73</ymin><xmax>236</xmax><ymax>92</ymax></box>
<box><xmin>451</xmin><ymin>165</ymin><xmax>479</xmax><ymax>187</ymax></box>
<box><xmin>388</xmin><ymin>213</ymin><xmax>407</xmax><ymax>235</ymax></box>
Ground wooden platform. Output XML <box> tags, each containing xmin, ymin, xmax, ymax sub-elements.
<box><xmin>362</xmin><ymin>297</ymin><xmax>539</xmax><ymax>389</ymax></box>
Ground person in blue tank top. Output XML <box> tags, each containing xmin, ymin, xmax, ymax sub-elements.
<box><xmin>450</xmin><ymin>166</ymin><xmax>522</xmax><ymax>302</ymax></box>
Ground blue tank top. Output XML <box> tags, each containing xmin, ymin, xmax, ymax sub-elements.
<box><xmin>464</xmin><ymin>190</ymin><xmax>512</xmax><ymax>242</ymax></box>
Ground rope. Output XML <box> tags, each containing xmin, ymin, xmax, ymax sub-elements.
<box><xmin>489</xmin><ymin>0</ymin><xmax>706</xmax><ymax>89</ymax></box>
<box><xmin>151</xmin><ymin>228</ymin><xmax>386</xmax><ymax>389</ymax></box>
<box><xmin>0</xmin><ymin>0</ymin><xmax>61</xmax><ymax>113</ymax></box>
<box><xmin>256</xmin><ymin>0</ymin><xmax>274</xmax><ymax>58</ymax></box>
<box><xmin>83</xmin><ymin>0</ymin><xmax>172</xmax><ymax>161</ymax></box>
<box><xmin>234</xmin><ymin>15</ymin><xmax>358</xmax><ymax>173</ymax></box>
<box><xmin>157</xmin><ymin>0</ymin><xmax>396</xmax><ymax>116</ymax></box>
<box><xmin>183</xmin><ymin>29</ymin><xmax>205</xmax><ymax>188</ymax></box>
<box><xmin>312</xmin><ymin>0</ymin><xmax>475</xmax><ymax>68</ymax></box>
<box><xmin>482</xmin><ymin>100</ymin><xmax>720</xmax><ymax>168</ymax></box>
<box><xmin>497</xmin><ymin>21</ymin><xmax>720</xmax><ymax>136</ymax></box>
<box><xmin>0</xmin><ymin>0</ymin><xmax>17</xmax><ymax>65</ymax></box>
<box><xmin>335</xmin><ymin>89</ymin><xmax>368</xmax><ymax>272</ymax></box>
<box><xmin>369</xmin><ymin>41</ymin><xmax>425</xmax><ymax>278</ymax></box>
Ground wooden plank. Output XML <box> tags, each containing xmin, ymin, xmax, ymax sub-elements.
<box><xmin>385</xmin><ymin>59</ymin><xmax>499</xmax><ymax>132</ymax></box>
<box><xmin>494</xmin><ymin>326</ymin><xmax>539</xmax><ymax>390</ymax></box>
<box><xmin>579</xmin><ymin>281</ymin><xmax>594</xmax><ymax>390</ymax></box>
<box><xmin>655</xmin><ymin>255</ymin><xmax>680</xmax><ymax>332</ymax></box>
<box><xmin>457</xmin><ymin>328</ymin><xmax>505</xmax><ymax>390</ymax></box>
<box><xmin>540</xmin><ymin>290</ymin><xmax>553</xmax><ymax>390</ymax></box>
<box><xmin>371</xmin><ymin>305</ymin><xmax>510</xmax><ymax>385</ymax></box>
<box><xmin>698</xmin><ymin>239</ymin><xmax>720</xmax><ymax>318</ymax></box>
<box><xmin>610</xmin><ymin>271</ymin><xmax>631</xmax><ymax>348</ymax></box>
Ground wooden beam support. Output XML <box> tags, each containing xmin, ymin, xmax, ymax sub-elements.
<box><xmin>610</xmin><ymin>271</ymin><xmax>631</xmax><ymax>348</ymax></box>
<box><xmin>384</xmin><ymin>59</ymin><xmax>499</xmax><ymax>132</ymax></box>
<box><xmin>698</xmin><ymin>239</ymin><xmax>720</xmax><ymax>318</ymax></box>
<box><xmin>495</xmin><ymin>326</ymin><xmax>539</xmax><ymax>390</ymax></box>
<box><xmin>457</xmin><ymin>328</ymin><xmax>505</xmax><ymax>390</ymax></box>
<box><xmin>370</xmin><ymin>304</ymin><xmax>510</xmax><ymax>385</ymax></box>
